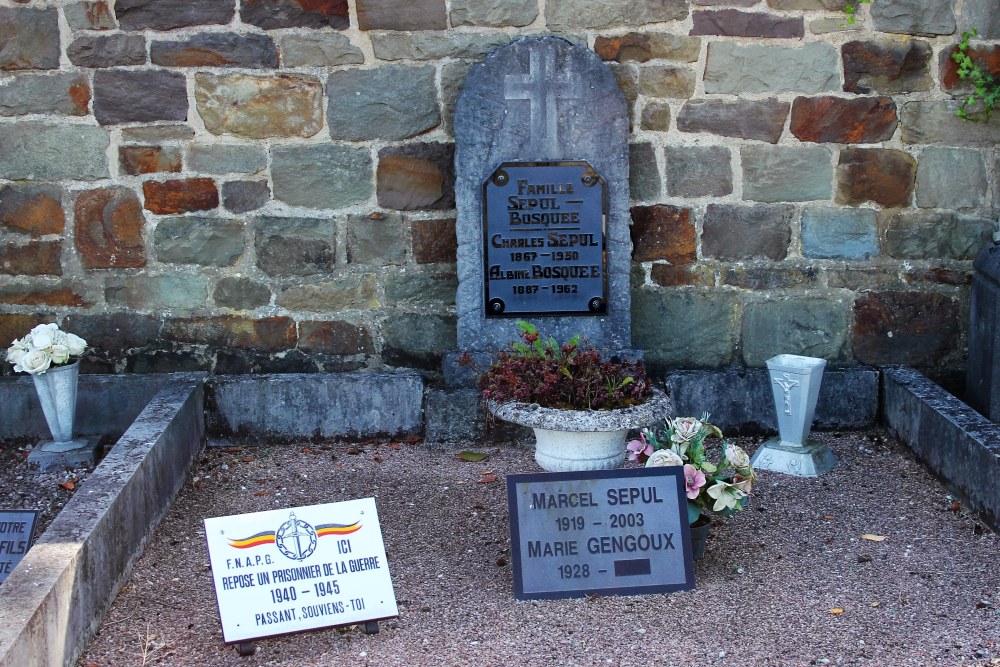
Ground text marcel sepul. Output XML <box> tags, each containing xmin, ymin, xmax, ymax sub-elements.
<box><xmin>219</xmin><ymin>553</ymin><xmax>382</xmax><ymax>627</ymax></box>
<box><xmin>525</xmin><ymin>486</ymin><xmax>678</xmax><ymax>558</ymax></box>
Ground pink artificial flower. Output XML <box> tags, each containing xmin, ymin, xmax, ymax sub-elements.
<box><xmin>684</xmin><ymin>464</ymin><xmax>706</xmax><ymax>499</ymax></box>
<box><xmin>626</xmin><ymin>434</ymin><xmax>653</xmax><ymax>462</ymax></box>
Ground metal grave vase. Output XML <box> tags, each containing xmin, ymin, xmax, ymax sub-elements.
<box><xmin>31</xmin><ymin>361</ymin><xmax>80</xmax><ymax>448</ymax></box>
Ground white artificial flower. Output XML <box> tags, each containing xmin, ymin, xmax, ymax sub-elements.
<box><xmin>669</xmin><ymin>417</ymin><xmax>703</xmax><ymax>443</ymax></box>
<box><xmin>725</xmin><ymin>444</ymin><xmax>751</xmax><ymax>470</ymax></box>
<box><xmin>645</xmin><ymin>449</ymin><xmax>684</xmax><ymax>467</ymax></box>
<box><xmin>50</xmin><ymin>344</ymin><xmax>70</xmax><ymax>365</ymax></box>
<box><xmin>706</xmin><ymin>480</ymin><xmax>748</xmax><ymax>512</ymax></box>
<box><xmin>63</xmin><ymin>333</ymin><xmax>86</xmax><ymax>356</ymax></box>
<box><xmin>28</xmin><ymin>323</ymin><xmax>57</xmax><ymax>349</ymax></box>
<box><xmin>6</xmin><ymin>340</ymin><xmax>28</xmax><ymax>365</ymax></box>
<box><xmin>17</xmin><ymin>348</ymin><xmax>52</xmax><ymax>375</ymax></box>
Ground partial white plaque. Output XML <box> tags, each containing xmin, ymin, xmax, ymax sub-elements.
<box><xmin>204</xmin><ymin>498</ymin><xmax>397</xmax><ymax>643</ymax></box>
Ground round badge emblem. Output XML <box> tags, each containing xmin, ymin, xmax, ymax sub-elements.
<box><xmin>275</xmin><ymin>512</ymin><xmax>318</xmax><ymax>561</ymax></box>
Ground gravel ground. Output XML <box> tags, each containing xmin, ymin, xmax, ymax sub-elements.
<box><xmin>79</xmin><ymin>431</ymin><xmax>999</xmax><ymax>667</ymax></box>
<box><xmin>0</xmin><ymin>440</ymin><xmax>94</xmax><ymax>539</ymax></box>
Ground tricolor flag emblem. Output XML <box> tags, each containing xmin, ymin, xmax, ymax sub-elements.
<box><xmin>227</xmin><ymin>521</ymin><xmax>361</xmax><ymax>550</ymax></box>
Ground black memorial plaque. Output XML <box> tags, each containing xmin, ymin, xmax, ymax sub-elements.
<box><xmin>507</xmin><ymin>468</ymin><xmax>695</xmax><ymax>600</ymax></box>
<box><xmin>483</xmin><ymin>161</ymin><xmax>607</xmax><ymax>317</ymax></box>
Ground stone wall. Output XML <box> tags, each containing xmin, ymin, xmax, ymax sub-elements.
<box><xmin>0</xmin><ymin>0</ymin><xmax>997</xmax><ymax>384</ymax></box>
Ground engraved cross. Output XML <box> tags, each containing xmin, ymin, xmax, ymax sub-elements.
<box><xmin>774</xmin><ymin>373</ymin><xmax>799</xmax><ymax>415</ymax></box>
<box><xmin>504</xmin><ymin>43</ymin><xmax>581</xmax><ymax>156</ymax></box>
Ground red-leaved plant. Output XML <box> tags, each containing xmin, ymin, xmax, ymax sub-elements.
<box><xmin>479</xmin><ymin>321</ymin><xmax>652</xmax><ymax>410</ymax></box>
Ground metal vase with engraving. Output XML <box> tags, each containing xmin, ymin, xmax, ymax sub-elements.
<box><xmin>750</xmin><ymin>354</ymin><xmax>836</xmax><ymax>477</ymax></box>
<box><xmin>28</xmin><ymin>361</ymin><xmax>96</xmax><ymax>472</ymax></box>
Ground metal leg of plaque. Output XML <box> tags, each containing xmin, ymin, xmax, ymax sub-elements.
<box><xmin>750</xmin><ymin>354</ymin><xmax>837</xmax><ymax>478</ymax></box>
<box><xmin>236</xmin><ymin>641</ymin><xmax>256</xmax><ymax>657</ymax></box>
<box><xmin>363</xmin><ymin>621</ymin><xmax>379</xmax><ymax>635</ymax></box>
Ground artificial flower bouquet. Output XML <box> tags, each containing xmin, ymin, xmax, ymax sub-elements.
<box><xmin>627</xmin><ymin>415</ymin><xmax>756</xmax><ymax>524</ymax></box>
<box><xmin>6</xmin><ymin>323</ymin><xmax>87</xmax><ymax>375</ymax></box>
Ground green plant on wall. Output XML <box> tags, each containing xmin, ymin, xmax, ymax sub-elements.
<box><xmin>951</xmin><ymin>29</ymin><xmax>1000</xmax><ymax>123</ymax></box>
<box><xmin>842</xmin><ymin>0</ymin><xmax>870</xmax><ymax>25</ymax></box>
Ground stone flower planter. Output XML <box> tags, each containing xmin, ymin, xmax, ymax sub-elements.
<box><xmin>489</xmin><ymin>388</ymin><xmax>669</xmax><ymax>472</ymax></box>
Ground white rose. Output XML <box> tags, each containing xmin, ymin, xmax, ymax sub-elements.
<box><xmin>645</xmin><ymin>449</ymin><xmax>684</xmax><ymax>467</ymax></box>
<box><xmin>670</xmin><ymin>417</ymin><xmax>703</xmax><ymax>443</ymax></box>
<box><xmin>63</xmin><ymin>333</ymin><xmax>86</xmax><ymax>356</ymax></box>
<box><xmin>6</xmin><ymin>341</ymin><xmax>27</xmax><ymax>365</ymax></box>
<box><xmin>725</xmin><ymin>444</ymin><xmax>751</xmax><ymax>469</ymax></box>
<box><xmin>50</xmin><ymin>344</ymin><xmax>70</xmax><ymax>365</ymax></box>
<box><xmin>17</xmin><ymin>348</ymin><xmax>52</xmax><ymax>375</ymax></box>
<box><xmin>28</xmin><ymin>323</ymin><xmax>57</xmax><ymax>350</ymax></box>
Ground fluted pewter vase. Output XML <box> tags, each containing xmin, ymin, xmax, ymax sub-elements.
<box><xmin>31</xmin><ymin>361</ymin><xmax>80</xmax><ymax>448</ymax></box>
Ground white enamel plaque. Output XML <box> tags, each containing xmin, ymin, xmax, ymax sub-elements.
<box><xmin>204</xmin><ymin>498</ymin><xmax>398</xmax><ymax>643</ymax></box>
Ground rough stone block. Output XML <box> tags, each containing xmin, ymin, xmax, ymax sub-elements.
<box><xmin>705</xmin><ymin>42</ymin><xmax>839</xmax><ymax>94</ymax></box>
<box><xmin>106</xmin><ymin>274</ymin><xmax>209</xmax><ymax>310</ymax></box>
<box><xmin>721</xmin><ymin>264</ymin><xmax>820</xmax><ymax>289</ymax></box>
<box><xmin>766</xmin><ymin>0</ymin><xmax>844</xmax><ymax>8</ymax></box>
<box><xmin>836</xmin><ymin>148</ymin><xmax>915</xmax><ymax>207</ymax></box>
<box><xmin>278</xmin><ymin>34</ymin><xmax>363</xmax><ymax>67</ymax></box>
<box><xmin>690</xmin><ymin>10</ymin><xmax>804</xmax><ymax>37</ymax></box>
<box><xmin>545</xmin><ymin>0</ymin><xmax>687</xmax><ymax>30</ymax></box>
<box><xmin>0</xmin><ymin>184</ymin><xmax>64</xmax><ymax>237</ymax></box>
<box><xmin>60</xmin><ymin>312</ymin><xmax>162</xmax><ymax>352</ymax></box>
<box><xmin>0</xmin><ymin>7</ymin><xmax>59</xmax><ymax>71</ymax></box>
<box><xmin>940</xmin><ymin>44</ymin><xmax>1000</xmax><ymax>92</ymax></box>
<box><xmin>271</xmin><ymin>144</ymin><xmax>372</xmax><ymax>209</ymax></box>
<box><xmin>143</xmin><ymin>178</ymin><xmax>218</xmax><ymax>214</ymax></box>
<box><xmin>0</xmin><ymin>123</ymin><xmax>109</xmax><ymax>181</ymax></box>
<box><xmin>163</xmin><ymin>316</ymin><xmax>295</xmax><ymax>351</ymax></box>
<box><xmin>241</xmin><ymin>0</ymin><xmax>348</xmax><ymax>29</ymax></box>
<box><xmin>637</xmin><ymin>65</ymin><xmax>696</xmax><ymax>98</ymax></box>
<box><xmin>424</xmin><ymin>387</ymin><xmax>489</xmax><ymax>443</ymax></box>
<box><xmin>254</xmin><ymin>216</ymin><xmax>335</xmax><ymax>277</ymax></box>
<box><xmin>64</xmin><ymin>1</ymin><xmax>116</xmax><ymax>31</ymax></box>
<box><xmin>94</xmin><ymin>70</ymin><xmax>187</xmax><ymax>125</ymax></box>
<box><xmin>664</xmin><ymin>145</ymin><xmax>732</xmax><ymax>197</ymax></box>
<box><xmin>871</xmin><ymin>0</ymin><xmax>955</xmax><ymax>36</ymax></box>
<box><xmin>74</xmin><ymin>187</ymin><xmax>146</xmax><ymax>269</ymax></box>
<box><xmin>629</xmin><ymin>142</ymin><xmax>661</xmax><ymax>201</ymax></box>
<box><xmin>115</xmin><ymin>0</ymin><xmax>235</xmax><ymax>30</ymax></box>
<box><xmin>667</xmin><ymin>367</ymin><xmax>879</xmax><ymax>434</ymax></box>
<box><xmin>677</xmin><ymin>99</ymin><xmax>788</xmax><ymax>142</ymax></box>
<box><xmin>151</xmin><ymin>33</ymin><xmax>277</xmax><ymax>68</ymax></box>
<box><xmin>742</xmin><ymin>145</ymin><xmax>833</xmax><ymax>202</ymax></box>
<box><xmin>121</xmin><ymin>125</ymin><xmax>195</xmax><ymax>143</ymax></box>
<box><xmin>298</xmin><ymin>320</ymin><xmax>373</xmax><ymax>356</ymax></box>
<box><xmin>959</xmin><ymin>0</ymin><xmax>1000</xmax><ymax>39</ymax></box>
<box><xmin>702</xmin><ymin>203</ymin><xmax>793</xmax><ymax>260</ymax></box>
<box><xmin>901</xmin><ymin>101</ymin><xmax>1000</xmax><ymax>146</ymax></box>
<box><xmin>327</xmin><ymin>66</ymin><xmax>439</xmax><ymax>141</ymax></box>
<box><xmin>629</xmin><ymin>205</ymin><xmax>696</xmax><ymax>264</ymax></box>
<box><xmin>371</xmin><ymin>32</ymin><xmax>510</xmax><ymax>61</ymax></box>
<box><xmin>377</xmin><ymin>143</ymin><xmax>455</xmax><ymax>210</ymax></box>
<box><xmin>347</xmin><ymin>213</ymin><xmax>407</xmax><ymax>265</ymax></box>
<box><xmin>68</xmin><ymin>34</ymin><xmax>146</xmax><ymax>68</ymax></box>
<box><xmin>0</xmin><ymin>242</ymin><xmax>61</xmax><ymax>276</ymax></box>
<box><xmin>0</xmin><ymin>283</ymin><xmax>92</xmax><ymax>308</ymax></box>
<box><xmin>650</xmin><ymin>263</ymin><xmax>715</xmax><ymax>287</ymax></box>
<box><xmin>154</xmin><ymin>217</ymin><xmax>244</xmax><ymax>266</ymax></box>
<box><xmin>119</xmin><ymin>146</ymin><xmax>182</xmax><ymax>175</ymax></box>
<box><xmin>594</xmin><ymin>33</ymin><xmax>700</xmax><ymax>63</ymax></box>
<box><xmin>356</xmin><ymin>0</ymin><xmax>446</xmax><ymax>30</ymax></box>
<box><xmin>883</xmin><ymin>210</ymin><xmax>993</xmax><ymax>260</ymax></box>
<box><xmin>221</xmin><ymin>180</ymin><xmax>270</xmax><ymax>214</ymax></box>
<box><xmin>213</xmin><ymin>277</ymin><xmax>270</xmax><ymax>311</ymax></box>
<box><xmin>640</xmin><ymin>101</ymin><xmax>672</xmax><ymax>131</ymax></box>
<box><xmin>412</xmin><ymin>218</ymin><xmax>457</xmax><ymax>264</ymax></box>
<box><xmin>842</xmin><ymin>39</ymin><xmax>933</xmax><ymax>94</ymax></box>
<box><xmin>381</xmin><ymin>313</ymin><xmax>457</xmax><ymax>370</ymax></box>
<box><xmin>883</xmin><ymin>366</ymin><xmax>1000</xmax><ymax>532</ymax></box>
<box><xmin>385</xmin><ymin>269</ymin><xmax>457</xmax><ymax>306</ymax></box>
<box><xmin>853</xmin><ymin>291</ymin><xmax>959</xmax><ymax>366</ymax></box>
<box><xmin>790</xmin><ymin>96</ymin><xmax>898</xmax><ymax>143</ymax></box>
<box><xmin>915</xmin><ymin>146</ymin><xmax>988</xmax><ymax>209</ymax></box>
<box><xmin>741</xmin><ymin>298</ymin><xmax>849</xmax><ymax>366</ymax></box>
<box><xmin>450</xmin><ymin>0</ymin><xmax>537</xmax><ymax>27</ymax></box>
<box><xmin>0</xmin><ymin>73</ymin><xmax>90</xmax><ymax>117</ymax></box>
<box><xmin>195</xmin><ymin>73</ymin><xmax>322</xmax><ymax>139</ymax></box>
<box><xmin>188</xmin><ymin>144</ymin><xmax>267</xmax><ymax>175</ymax></box>
<box><xmin>632</xmin><ymin>289</ymin><xmax>738</xmax><ymax>369</ymax></box>
<box><xmin>277</xmin><ymin>276</ymin><xmax>379</xmax><ymax>312</ymax></box>
<box><xmin>801</xmin><ymin>206</ymin><xmax>878</xmax><ymax>259</ymax></box>
<box><xmin>810</xmin><ymin>17</ymin><xmax>865</xmax><ymax>34</ymax></box>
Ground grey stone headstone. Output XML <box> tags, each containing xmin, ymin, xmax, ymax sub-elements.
<box><xmin>452</xmin><ymin>36</ymin><xmax>632</xmax><ymax>362</ymax></box>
